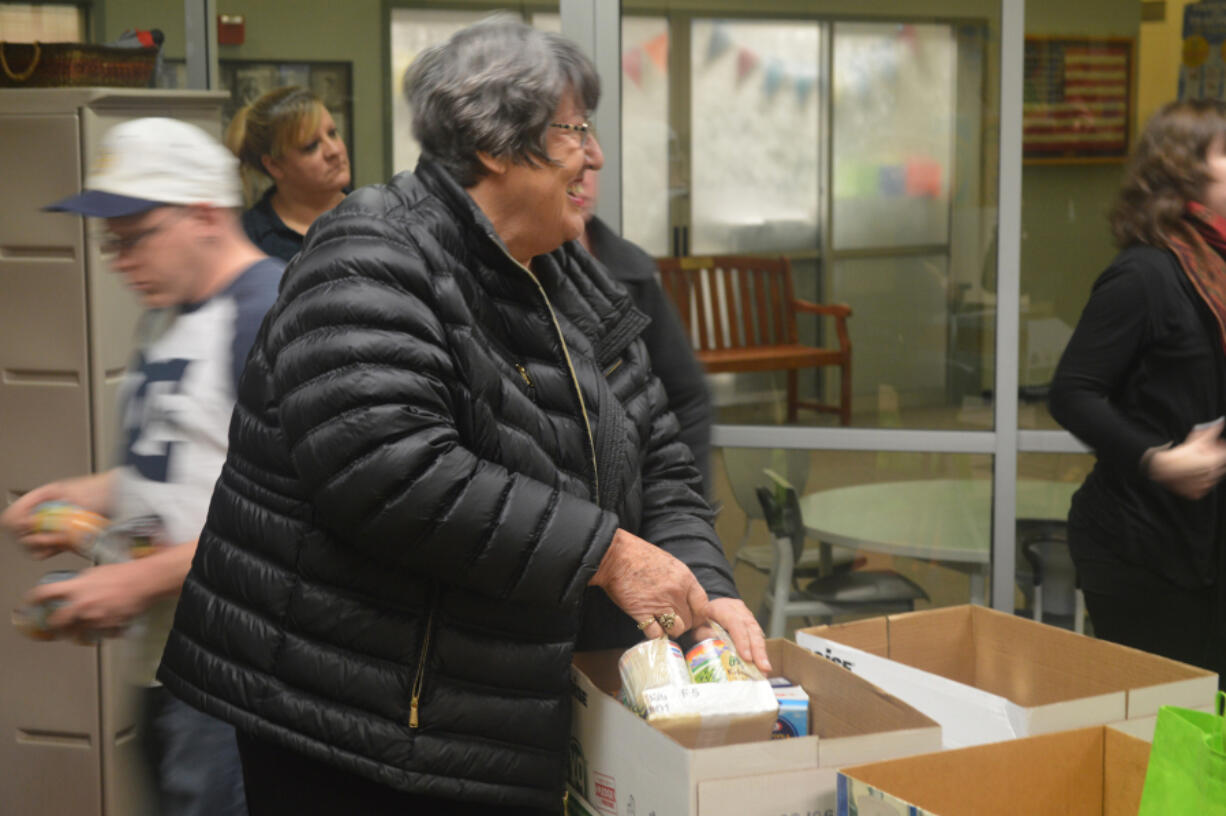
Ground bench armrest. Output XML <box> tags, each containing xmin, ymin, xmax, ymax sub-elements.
<box><xmin>793</xmin><ymin>299</ymin><xmax>852</xmax><ymax>318</ymax></box>
<box><xmin>793</xmin><ymin>299</ymin><xmax>852</xmax><ymax>351</ymax></box>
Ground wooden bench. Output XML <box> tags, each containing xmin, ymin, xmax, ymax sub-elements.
<box><xmin>656</xmin><ymin>254</ymin><xmax>852</xmax><ymax>424</ymax></box>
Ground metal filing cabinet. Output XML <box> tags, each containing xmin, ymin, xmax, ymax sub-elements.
<box><xmin>0</xmin><ymin>88</ymin><xmax>227</xmax><ymax>816</ymax></box>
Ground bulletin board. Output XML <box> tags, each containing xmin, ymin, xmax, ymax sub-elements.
<box><xmin>1023</xmin><ymin>37</ymin><xmax>1133</xmax><ymax>164</ymax></box>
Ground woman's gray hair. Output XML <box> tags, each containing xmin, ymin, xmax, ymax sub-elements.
<box><xmin>404</xmin><ymin>15</ymin><xmax>600</xmax><ymax>186</ymax></box>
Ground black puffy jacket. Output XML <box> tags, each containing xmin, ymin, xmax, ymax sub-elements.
<box><xmin>158</xmin><ymin>159</ymin><xmax>736</xmax><ymax>810</ymax></box>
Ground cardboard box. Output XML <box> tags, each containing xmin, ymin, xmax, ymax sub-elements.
<box><xmin>568</xmin><ymin>639</ymin><xmax>940</xmax><ymax>816</ymax></box>
<box><xmin>566</xmin><ymin>787</ymin><xmax>601</xmax><ymax>816</ymax></box>
<box><xmin>836</xmin><ymin>725</ymin><xmax>1150</xmax><ymax>816</ymax></box>
<box><xmin>637</xmin><ymin>679</ymin><xmax>779</xmax><ymax>748</ymax></box>
<box><xmin>796</xmin><ymin>604</ymin><xmax>1218</xmax><ymax>748</ymax></box>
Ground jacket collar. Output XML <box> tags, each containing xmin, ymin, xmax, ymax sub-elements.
<box><xmin>413</xmin><ymin>158</ymin><xmax>650</xmax><ymax>367</ymax></box>
<box><xmin>413</xmin><ymin>158</ymin><xmax>510</xmax><ymax>260</ymax></box>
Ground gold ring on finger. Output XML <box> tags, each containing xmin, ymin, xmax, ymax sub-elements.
<box><xmin>636</xmin><ymin>616</ymin><xmax>656</xmax><ymax>631</ymax></box>
<box><xmin>656</xmin><ymin>611</ymin><xmax>677</xmax><ymax>631</ymax></box>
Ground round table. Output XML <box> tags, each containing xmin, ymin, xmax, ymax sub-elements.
<box><xmin>796</xmin><ymin>478</ymin><xmax>1080</xmax><ymax>602</ymax></box>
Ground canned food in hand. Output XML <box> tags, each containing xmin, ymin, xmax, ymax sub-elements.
<box><xmin>685</xmin><ymin>637</ymin><xmax>751</xmax><ymax>683</ymax></box>
<box><xmin>28</xmin><ymin>501</ymin><xmax>108</xmax><ymax>553</ymax></box>
<box><xmin>11</xmin><ymin>569</ymin><xmax>78</xmax><ymax>641</ymax></box>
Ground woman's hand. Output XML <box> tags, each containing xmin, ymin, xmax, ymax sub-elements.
<box><xmin>589</xmin><ymin>528</ymin><xmax>709</xmax><ymax>641</ymax></box>
<box><xmin>692</xmin><ymin>597</ymin><xmax>772</xmax><ymax>674</ymax></box>
<box><xmin>2</xmin><ymin>472</ymin><xmax>115</xmax><ymax>559</ymax></box>
<box><xmin>1147</xmin><ymin>420</ymin><xmax>1226</xmax><ymax>500</ymax></box>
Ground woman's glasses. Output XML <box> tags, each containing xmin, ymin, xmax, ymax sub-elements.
<box><xmin>548</xmin><ymin>121</ymin><xmax>593</xmax><ymax>148</ymax></box>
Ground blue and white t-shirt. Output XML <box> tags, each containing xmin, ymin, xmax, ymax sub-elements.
<box><xmin>113</xmin><ymin>257</ymin><xmax>283</xmax><ymax>681</ymax></box>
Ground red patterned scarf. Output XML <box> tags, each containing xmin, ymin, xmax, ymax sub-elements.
<box><xmin>1165</xmin><ymin>201</ymin><xmax>1226</xmax><ymax>354</ymax></box>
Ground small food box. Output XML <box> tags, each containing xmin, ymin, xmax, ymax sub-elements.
<box><xmin>796</xmin><ymin>604</ymin><xmax>1218</xmax><ymax>748</ymax></box>
<box><xmin>769</xmin><ymin>677</ymin><xmax>810</xmax><ymax>739</ymax></box>
<box><xmin>836</xmin><ymin>725</ymin><xmax>1150</xmax><ymax>816</ymax></box>
<box><xmin>568</xmin><ymin>639</ymin><xmax>940</xmax><ymax>816</ymax></box>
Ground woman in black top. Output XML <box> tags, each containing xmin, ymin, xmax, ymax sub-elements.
<box><xmin>1050</xmin><ymin>99</ymin><xmax>1226</xmax><ymax>686</ymax></box>
<box><xmin>574</xmin><ymin>150</ymin><xmax>713</xmax><ymax>499</ymax></box>
<box><xmin>226</xmin><ymin>86</ymin><xmax>350</xmax><ymax>261</ymax></box>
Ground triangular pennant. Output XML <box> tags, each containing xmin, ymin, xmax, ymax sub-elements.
<box><xmin>736</xmin><ymin>48</ymin><xmax>760</xmax><ymax>84</ymax></box>
<box><xmin>644</xmin><ymin>32</ymin><xmax>669</xmax><ymax>72</ymax></box>
<box><xmin>707</xmin><ymin>23</ymin><xmax>732</xmax><ymax>62</ymax></box>
<box><xmin>794</xmin><ymin>74</ymin><xmax>815</xmax><ymax>103</ymax></box>
<box><xmin>905</xmin><ymin>156</ymin><xmax>943</xmax><ymax>198</ymax></box>
<box><xmin>899</xmin><ymin>23</ymin><xmax>920</xmax><ymax>54</ymax></box>
<box><xmin>622</xmin><ymin>48</ymin><xmax>643</xmax><ymax>88</ymax></box>
<box><xmin>764</xmin><ymin>58</ymin><xmax>785</xmax><ymax>97</ymax></box>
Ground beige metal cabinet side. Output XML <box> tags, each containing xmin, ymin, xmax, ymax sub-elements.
<box><xmin>0</xmin><ymin>88</ymin><xmax>227</xmax><ymax>816</ymax></box>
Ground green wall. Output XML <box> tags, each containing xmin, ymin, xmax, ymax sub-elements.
<box><xmin>1022</xmin><ymin>0</ymin><xmax>1141</xmax><ymax>328</ymax></box>
<box><xmin>100</xmin><ymin>0</ymin><xmax>386</xmax><ymax>187</ymax></box>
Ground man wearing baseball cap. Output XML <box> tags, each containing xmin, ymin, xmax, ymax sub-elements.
<box><xmin>2</xmin><ymin>117</ymin><xmax>285</xmax><ymax>816</ymax></box>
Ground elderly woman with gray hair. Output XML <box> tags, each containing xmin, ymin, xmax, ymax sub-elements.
<box><xmin>157</xmin><ymin>16</ymin><xmax>766</xmax><ymax>815</ymax></box>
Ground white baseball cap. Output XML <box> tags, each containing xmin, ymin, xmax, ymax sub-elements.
<box><xmin>45</xmin><ymin>117</ymin><xmax>242</xmax><ymax>217</ymax></box>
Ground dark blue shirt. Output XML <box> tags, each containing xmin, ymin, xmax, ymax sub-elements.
<box><xmin>241</xmin><ymin>187</ymin><xmax>304</xmax><ymax>263</ymax></box>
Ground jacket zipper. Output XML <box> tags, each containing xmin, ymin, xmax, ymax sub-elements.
<box><xmin>409</xmin><ymin>596</ymin><xmax>437</xmax><ymax>728</ymax></box>
<box><xmin>515</xmin><ymin>363</ymin><xmax>534</xmax><ymax>389</ymax></box>
<box><xmin>500</xmin><ymin>250</ymin><xmax>600</xmax><ymax>499</ymax></box>
<box><xmin>603</xmin><ymin>358</ymin><xmax>622</xmax><ymax>377</ymax></box>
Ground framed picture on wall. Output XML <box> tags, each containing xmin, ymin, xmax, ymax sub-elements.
<box><xmin>1023</xmin><ymin>37</ymin><xmax>1133</xmax><ymax>164</ymax></box>
<box><xmin>160</xmin><ymin>58</ymin><xmax>354</xmax><ymax>175</ymax></box>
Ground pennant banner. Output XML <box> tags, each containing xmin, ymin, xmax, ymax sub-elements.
<box><xmin>644</xmin><ymin>32</ymin><xmax>669</xmax><ymax>72</ymax></box>
<box><xmin>764</xmin><ymin>58</ymin><xmax>785</xmax><ymax>97</ymax></box>
<box><xmin>622</xmin><ymin>48</ymin><xmax>643</xmax><ymax>88</ymax></box>
<box><xmin>736</xmin><ymin>48</ymin><xmax>760</xmax><ymax>83</ymax></box>
<box><xmin>794</xmin><ymin>72</ymin><xmax>816</xmax><ymax>104</ymax></box>
<box><xmin>707</xmin><ymin>23</ymin><xmax>733</xmax><ymax>62</ymax></box>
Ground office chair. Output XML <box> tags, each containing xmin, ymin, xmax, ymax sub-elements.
<box><xmin>1015</xmin><ymin>520</ymin><xmax>1085</xmax><ymax>634</ymax></box>
<box><xmin>724</xmin><ymin>450</ymin><xmax>859</xmax><ymax>583</ymax></box>
<box><xmin>755</xmin><ymin>484</ymin><xmax>929</xmax><ymax>639</ymax></box>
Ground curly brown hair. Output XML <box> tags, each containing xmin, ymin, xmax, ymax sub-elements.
<box><xmin>1110</xmin><ymin>98</ymin><xmax>1226</xmax><ymax>248</ymax></box>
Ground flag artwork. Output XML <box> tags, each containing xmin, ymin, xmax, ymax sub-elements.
<box><xmin>1023</xmin><ymin>38</ymin><xmax>1132</xmax><ymax>161</ymax></box>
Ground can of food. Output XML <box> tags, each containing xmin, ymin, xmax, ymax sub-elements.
<box><xmin>29</xmin><ymin>501</ymin><xmax>108</xmax><ymax>553</ymax></box>
<box><xmin>686</xmin><ymin>637</ymin><xmax>752</xmax><ymax>683</ymax></box>
<box><xmin>11</xmin><ymin>569</ymin><xmax>78</xmax><ymax>641</ymax></box>
<box><xmin>618</xmin><ymin>638</ymin><xmax>693</xmax><ymax>715</ymax></box>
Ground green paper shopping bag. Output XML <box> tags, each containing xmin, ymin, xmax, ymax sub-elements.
<box><xmin>1137</xmin><ymin>691</ymin><xmax>1226</xmax><ymax>814</ymax></box>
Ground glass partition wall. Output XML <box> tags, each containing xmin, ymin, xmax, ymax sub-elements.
<box><xmin>561</xmin><ymin>1</ymin><xmax>1018</xmax><ymax>627</ymax></box>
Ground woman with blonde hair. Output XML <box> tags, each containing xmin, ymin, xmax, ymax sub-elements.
<box><xmin>226</xmin><ymin>85</ymin><xmax>350</xmax><ymax>260</ymax></box>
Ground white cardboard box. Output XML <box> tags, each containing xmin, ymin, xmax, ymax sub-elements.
<box><xmin>836</xmin><ymin>725</ymin><xmax>1151</xmax><ymax>816</ymax></box>
<box><xmin>796</xmin><ymin>604</ymin><xmax>1218</xmax><ymax>749</ymax></box>
<box><xmin>568</xmin><ymin>639</ymin><xmax>940</xmax><ymax>816</ymax></box>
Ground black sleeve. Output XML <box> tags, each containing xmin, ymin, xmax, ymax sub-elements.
<box><xmin>1048</xmin><ymin>253</ymin><xmax>1171</xmax><ymax>471</ymax></box>
<box><xmin>633</xmin><ymin>361</ymin><xmax>737</xmax><ymax>600</ymax></box>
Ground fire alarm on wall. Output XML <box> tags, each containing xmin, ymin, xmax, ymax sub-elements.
<box><xmin>218</xmin><ymin>14</ymin><xmax>245</xmax><ymax>46</ymax></box>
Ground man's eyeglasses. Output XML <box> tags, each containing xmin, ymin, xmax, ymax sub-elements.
<box><xmin>548</xmin><ymin>121</ymin><xmax>594</xmax><ymax>148</ymax></box>
<box><xmin>98</xmin><ymin>206</ymin><xmax>189</xmax><ymax>255</ymax></box>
